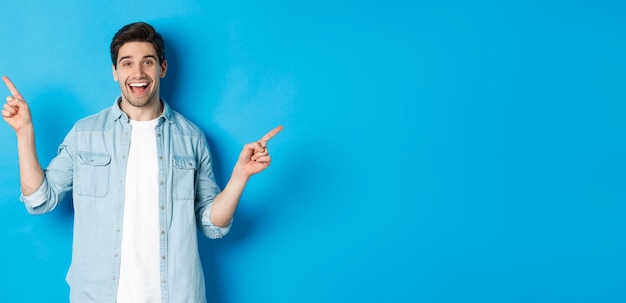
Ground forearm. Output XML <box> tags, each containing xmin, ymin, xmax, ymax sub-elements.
<box><xmin>16</xmin><ymin>125</ymin><xmax>44</xmax><ymax>196</ymax></box>
<box><xmin>210</xmin><ymin>165</ymin><xmax>249</xmax><ymax>227</ymax></box>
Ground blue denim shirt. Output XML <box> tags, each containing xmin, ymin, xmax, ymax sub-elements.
<box><xmin>21</xmin><ymin>98</ymin><xmax>230</xmax><ymax>303</ymax></box>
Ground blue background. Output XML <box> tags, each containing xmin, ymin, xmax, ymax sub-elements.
<box><xmin>1</xmin><ymin>1</ymin><xmax>625</xmax><ymax>302</ymax></box>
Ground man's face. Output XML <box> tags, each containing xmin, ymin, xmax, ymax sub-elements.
<box><xmin>112</xmin><ymin>41</ymin><xmax>167</xmax><ymax>109</ymax></box>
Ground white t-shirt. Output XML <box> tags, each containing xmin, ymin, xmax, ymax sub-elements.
<box><xmin>117</xmin><ymin>118</ymin><xmax>161</xmax><ymax>303</ymax></box>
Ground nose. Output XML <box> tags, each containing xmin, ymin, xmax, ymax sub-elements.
<box><xmin>132</xmin><ymin>64</ymin><xmax>147</xmax><ymax>78</ymax></box>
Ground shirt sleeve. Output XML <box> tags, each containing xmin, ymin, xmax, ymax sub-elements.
<box><xmin>19</xmin><ymin>127</ymin><xmax>76</xmax><ymax>215</ymax></box>
<box><xmin>194</xmin><ymin>132</ymin><xmax>232</xmax><ymax>239</ymax></box>
<box><xmin>200</xmin><ymin>207</ymin><xmax>232</xmax><ymax>239</ymax></box>
<box><xmin>20</xmin><ymin>180</ymin><xmax>49</xmax><ymax>211</ymax></box>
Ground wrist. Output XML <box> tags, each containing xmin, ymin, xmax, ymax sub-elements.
<box><xmin>15</xmin><ymin>123</ymin><xmax>35</xmax><ymax>141</ymax></box>
<box><xmin>15</xmin><ymin>122</ymin><xmax>34</xmax><ymax>133</ymax></box>
<box><xmin>232</xmin><ymin>164</ymin><xmax>251</xmax><ymax>182</ymax></box>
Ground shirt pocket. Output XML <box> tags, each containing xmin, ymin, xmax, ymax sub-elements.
<box><xmin>75</xmin><ymin>151</ymin><xmax>111</xmax><ymax>197</ymax></box>
<box><xmin>172</xmin><ymin>156</ymin><xmax>197</xmax><ymax>200</ymax></box>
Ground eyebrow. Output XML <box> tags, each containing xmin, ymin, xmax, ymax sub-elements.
<box><xmin>118</xmin><ymin>55</ymin><xmax>158</xmax><ymax>63</ymax></box>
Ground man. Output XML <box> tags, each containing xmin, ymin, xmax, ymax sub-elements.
<box><xmin>2</xmin><ymin>22</ymin><xmax>282</xmax><ymax>302</ymax></box>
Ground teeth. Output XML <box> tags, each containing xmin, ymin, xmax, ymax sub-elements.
<box><xmin>129</xmin><ymin>82</ymin><xmax>148</xmax><ymax>87</ymax></box>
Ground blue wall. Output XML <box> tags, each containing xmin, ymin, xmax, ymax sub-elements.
<box><xmin>1</xmin><ymin>1</ymin><xmax>625</xmax><ymax>302</ymax></box>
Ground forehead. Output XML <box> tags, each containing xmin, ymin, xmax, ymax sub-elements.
<box><xmin>117</xmin><ymin>41</ymin><xmax>157</xmax><ymax>61</ymax></box>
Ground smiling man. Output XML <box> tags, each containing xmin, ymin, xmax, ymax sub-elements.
<box><xmin>113</xmin><ymin>39</ymin><xmax>165</xmax><ymax>112</ymax></box>
<box><xmin>2</xmin><ymin>22</ymin><xmax>282</xmax><ymax>303</ymax></box>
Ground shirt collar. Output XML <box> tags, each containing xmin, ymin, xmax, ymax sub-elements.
<box><xmin>110</xmin><ymin>96</ymin><xmax>174</xmax><ymax>123</ymax></box>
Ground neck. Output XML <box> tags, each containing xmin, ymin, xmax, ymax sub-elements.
<box><xmin>119</xmin><ymin>97</ymin><xmax>163</xmax><ymax>121</ymax></box>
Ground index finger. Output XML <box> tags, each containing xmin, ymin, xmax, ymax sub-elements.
<box><xmin>2</xmin><ymin>76</ymin><xmax>23</xmax><ymax>98</ymax></box>
<box><xmin>259</xmin><ymin>125</ymin><xmax>284</xmax><ymax>143</ymax></box>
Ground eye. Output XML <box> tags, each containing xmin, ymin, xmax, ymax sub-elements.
<box><xmin>122</xmin><ymin>61</ymin><xmax>131</xmax><ymax>67</ymax></box>
<box><xmin>144</xmin><ymin>60</ymin><xmax>154</xmax><ymax>65</ymax></box>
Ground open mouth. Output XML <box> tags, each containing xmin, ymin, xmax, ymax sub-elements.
<box><xmin>128</xmin><ymin>82</ymin><xmax>149</xmax><ymax>95</ymax></box>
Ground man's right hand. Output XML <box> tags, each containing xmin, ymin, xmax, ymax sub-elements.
<box><xmin>2</xmin><ymin>76</ymin><xmax>33</xmax><ymax>133</ymax></box>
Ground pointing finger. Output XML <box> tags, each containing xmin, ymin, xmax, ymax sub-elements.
<box><xmin>259</xmin><ymin>125</ymin><xmax>284</xmax><ymax>144</ymax></box>
<box><xmin>2</xmin><ymin>76</ymin><xmax>23</xmax><ymax>99</ymax></box>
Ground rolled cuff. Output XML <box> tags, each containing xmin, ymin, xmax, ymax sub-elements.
<box><xmin>201</xmin><ymin>206</ymin><xmax>232</xmax><ymax>239</ymax></box>
<box><xmin>20</xmin><ymin>181</ymin><xmax>48</xmax><ymax>209</ymax></box>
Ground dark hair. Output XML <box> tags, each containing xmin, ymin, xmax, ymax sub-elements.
<box><xmin>110</xmin><ymin>22</ymin><xmax>165</xmax><ymax>68</ymax></box>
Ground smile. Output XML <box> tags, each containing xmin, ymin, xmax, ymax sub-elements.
<box><xmin>128</xmin><ymin>82</ymin><xmax>149</xmax><ymax>94</ymax></box>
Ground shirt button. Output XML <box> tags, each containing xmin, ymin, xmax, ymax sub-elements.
<box><xmin>161</xmin><ymin>230</ymin><xmax>165</xmax><ymax>235</ymax></box>
<box><xmin>162</xmin><ymin>256</ymin><xmax>166</xmax><ymax>260</ymax></box>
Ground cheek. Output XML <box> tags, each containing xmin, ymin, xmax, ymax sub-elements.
<box><xmin>115</xmin><ymin>72</ymin><xmax>129</xmax><ymax>84</ymax></box>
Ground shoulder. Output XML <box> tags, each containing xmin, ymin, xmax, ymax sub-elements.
<box><xmin>166</xmin><ymin>110</ymin><xmax>213</xmax><ymax>154</ymax></box>
<box><xmin>168</xmin><ymin>110</ymin><xmax>205</xmax><ymax>138</ymax></box>
<box><xmin>72</xmin><ymin>106</ymin><xmax>114</xmax><ymax>131</ymax></box>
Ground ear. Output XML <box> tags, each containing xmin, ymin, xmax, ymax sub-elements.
<box><xmin>112</xmin><ymin>64</ymin><xmax>118</xmax><ymax>81</ymax></box>
<box><xmin>160</xmin><ymin>59</ymin><xmax>168</xmax><ymax>78</ymax></box>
